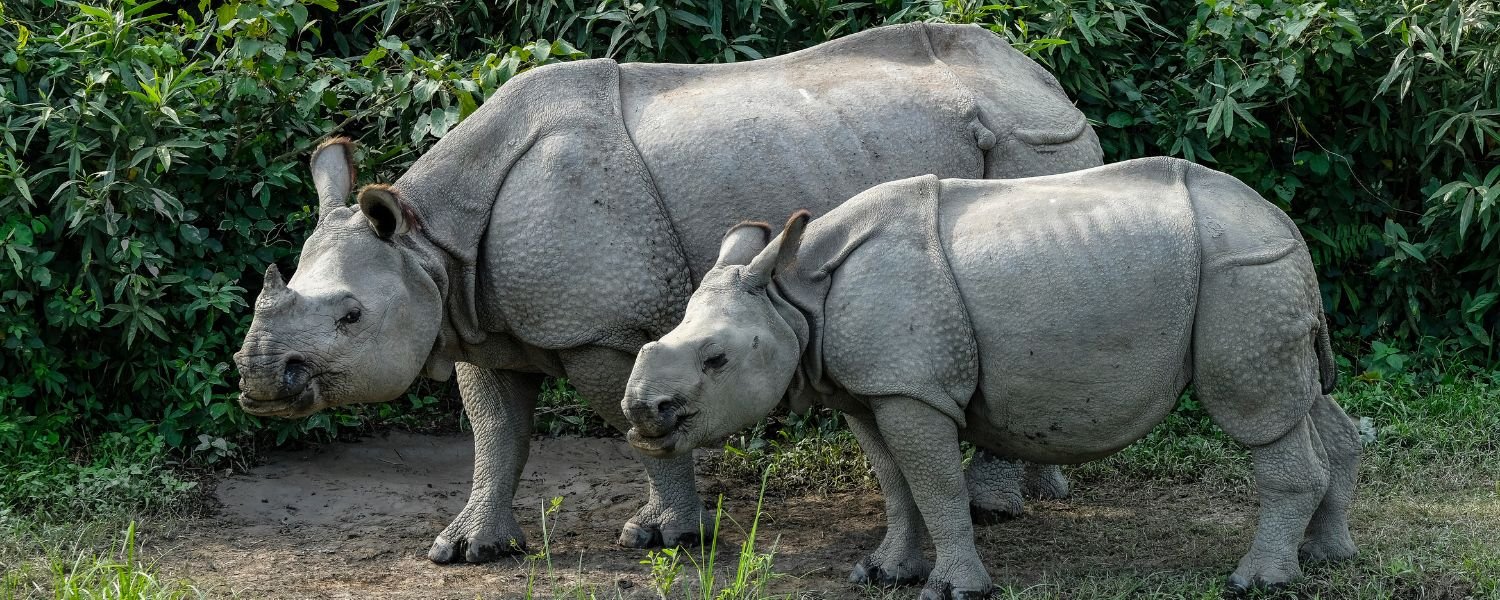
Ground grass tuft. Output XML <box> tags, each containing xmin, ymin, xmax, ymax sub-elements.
<box><xmin>1</xmin><ymin>522</ymin><xmax>203</xmax><ymax>600</ymax></box>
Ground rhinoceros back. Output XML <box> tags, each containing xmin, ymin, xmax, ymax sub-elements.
<box><xmin>396</xmin><ymin>59</ymin><xmax>693</xmax><ymax>354</ymax></box>
<box><xmin>620</xmin><ymin>23</ymin><xmax>1096</xmax><ymax>279</ymax></box>
<box><xmin>936</xmin><ymin>159</ymin><xmax>1201</xmax><ymax>463</ymax></box>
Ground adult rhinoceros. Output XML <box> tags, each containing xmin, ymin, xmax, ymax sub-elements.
<box><xmin>232</xmin><ymin>22</ymin><xmax>1101</xmax><ymax>563</ymax></box>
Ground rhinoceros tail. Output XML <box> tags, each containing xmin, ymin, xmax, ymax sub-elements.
<box><xmin>1315</xmin><ymin>313</ymin><xmax>1337</xmax><ymax>395</ymax></box>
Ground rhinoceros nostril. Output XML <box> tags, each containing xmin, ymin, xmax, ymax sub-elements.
<box><xmin>280</xmin><ymin>352</ymin><xmax>309</xmax><ymax>390</ymax></box>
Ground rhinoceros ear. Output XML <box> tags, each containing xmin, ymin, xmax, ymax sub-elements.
<box><xmin>310</xmin><ymin>137</ymin><xmax>356</xmax><ymax>218</ymax></box>
<box><xmin>744</xmin><ymin>210</ymin><xmax>811</xmax><ymax>288</ymax></box>
<box><xmin>716</xmin><ymin>222</ymin><xmax>771</xmax><ymax>267</ymax></box>
<box><xmin>357</xmin><ymin>184</ymin><xmax>414</xmax><ymax>239</ymax></box>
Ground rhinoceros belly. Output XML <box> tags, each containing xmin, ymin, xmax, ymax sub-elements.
<box><xmin>620</xmin><ymin>28</ymin><xmax>987</xmax><ymax>278</ymax></box>
<box><xmin>937</xmin><ymin>161</ymin><xmax>1200</xmax><ymax>463</ymax></box>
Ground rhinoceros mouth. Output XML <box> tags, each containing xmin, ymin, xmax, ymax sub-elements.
<box><xmin>625</xmin><ymin>418</ymin><xmax>689</xmax><ymax>457</ymax></box>
<box><xmin>239</xmin><ymin>384</ymin><xmax>318</xmax><ymax>417</ymax></box>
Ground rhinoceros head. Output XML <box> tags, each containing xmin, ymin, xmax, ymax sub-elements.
<box><xmin>622</xmin><ymin>212</ymin><xmax>810</xmax><ymax>457</ymax></box>
<box><xmin>233</xmin><ymin>138</ymin><xmax>444</xmax><ymax>418</ymax></box>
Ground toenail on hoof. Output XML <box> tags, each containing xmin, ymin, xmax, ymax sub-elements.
<box><xmin>970</xmin><ymin>505</ymin><xmax>1020</xmax><ymax>526</ymax></box>
<box><xmin>428</xmin><ymin>538</ymin><xmax>458</xmax><ymax>564</ymax></box>
<box><xmin>919</xmin><ymin>581</ymin><xmax>952</xmax><ymax>600</ymax></box>
<box><xmin>665</xmin><ymin>530</ymin><xmax>703</xmax><ymax>548</ymax></box>
<box><xmin>618</xmin><ymin>523</ymin><xmax>662</xmax><ymax>548</ymax></box>
<box><xmin>849</xmin><ymin>560</ymin><xmax>872</xmax><ymax>584</ymax></box>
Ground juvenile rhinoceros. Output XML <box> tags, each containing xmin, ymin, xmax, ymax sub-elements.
<box><xmin>621</xmin><ymin>157</ymin><xmax>1360</xmax><ymax>598</ymax></box>
<box><xmin>232</xmin><ymin>23</ymin><xmax>1101</xmax><ymax>563</ymax></box>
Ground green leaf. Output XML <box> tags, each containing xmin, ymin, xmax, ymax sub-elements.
<box><xmin>1466</xmin><ymin>292</ymin><xmax>1497</xmax><ymax>315</ymax></box>
<box><xmin>179</xmin><ymin>224</ymin><xmax>206</xmax><ymax>245</ymax></box>
<box><xmin>1278</xmin><ymin>64</ymin><xmax>1297</xmax><ymax>87</ymax></box>
<box><xmin>1397</xmin><ymin>241</ymin><xmax>1426</xmax><ymax>262</ymax></box>
<box><xmin>361</xmin><ymin>46</ymin><xmax>387</xmax><ymax>67</ymax></box>
<box><xmin>12</xmin><ymin>177</ymin><xmax>31</xmax><ymax>206</ymax></box>
<box><xmin>1459</xmin><ymin>193</ymin><xmax>1475</xmax><ymax>240</ymax></box>
<box><xmin>1466</xmin><ymin>322</ymin><xmax>1493</xmax><ymax>346</ymax></box>
<box><xmin>668</xmin><ymin>9</ymin><xmax>710</xmax><ymax>28</ymax></box>
<box><xmin>1306</xmin><ymin>153</ymin><xmax>1329</xmax><ymax>176</ymax></box>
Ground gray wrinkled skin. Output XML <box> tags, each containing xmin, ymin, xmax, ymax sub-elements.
<box><xmin>233</xmin><ymin>23</ymin><xmax>1102</xmax><ymax>564</ymax></box>
<box><xmin>622</xmin><ymin>158</ymin><xmax>1360</xmax><ymax>599</ymax></box>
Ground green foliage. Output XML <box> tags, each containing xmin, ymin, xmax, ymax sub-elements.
<box><xmin>0</xmin><ymin>0</ymin><xmax>1495</xmax><ymax>475</ymax></box>
<box><xmin>0</xmin><ymin>428</ymin><xmax>195</xmax><ymax>523</ymax></box>
<box><xmin>0</xmin><ymin>0</ymin><xmax>581</xmax><ymax>465</ymax></box>
<box><xmin>979</xmin><ymin>0</ymin><xmax>1499</xmax><ymax>362</ymax></box>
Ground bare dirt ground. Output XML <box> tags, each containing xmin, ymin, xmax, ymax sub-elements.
<box><xmin>149</xmin><ymin>431</ymin><xmax>1497</xmax><ymax>599</ymax></box>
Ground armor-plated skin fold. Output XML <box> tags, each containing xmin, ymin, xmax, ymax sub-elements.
<box><xmin>622</xmin><ymin>158</ymin><xmax>1358</xmax><ymax>598</ymax></box>
<box><xmin>234</xmin><ymin>23</ymin><xmax>1100</xmax><ymax>564</ymax></box>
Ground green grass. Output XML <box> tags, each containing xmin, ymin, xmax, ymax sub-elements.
<box><xmin>518</xmin><ymin>469</ymin><xmax>783</xmax><ymax>600</ymax></box>
<box><xmin>2</xmin><ymin>367</ymin><xmax>1495</xmax><ymax>599</ymax></box>
<box><xmin>0</xmin><ymin>522</ymin><xmax>203</xmax><ymax>600</ymax></box>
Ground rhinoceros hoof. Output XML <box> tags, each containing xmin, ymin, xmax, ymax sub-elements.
<box><xmin>1299</xmin><ymin>535</ymin><xmax>1357</xmax><ymax>563</ymax></box>
<box><xmin>1023</xmin><ymin>466</ymin><xmax>1071</xmax><ymax>500</ymax></box>
<box><xmin>848</xmin><ymin>555</ymin><xmax>929</xmax><ymax>587</ymax></box>
<box><xmin>968</xmin><ymin>502</ymin><xmax>1022</xmax><ymax>526</ymax></box>
<box><xmin>428</xmin><ymin>530</ymin><xmax>527</xmax><ymax>564</ymax></box>
<box><xmin>617</xmin><ymin>521</ymin><xmax>704</xmax><ymax>549</ymax></box>
<box><xmin>918</xmin><ymin>581</ymin><xmax>994</xmax><ymax>600</ymax></box>
<box><xmin>1224</xmin><ymin>573</ymin><xmax>1294</xmax><ymax>597</ymax></box>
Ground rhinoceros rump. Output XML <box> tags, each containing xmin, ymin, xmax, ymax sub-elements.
<box><xmin>621</xmin><ymin>157</ymin><xmax>1359</xmax><ymax>598</ymax></box>
<box><xmin>234</xmin><ymin>23</ymin><xmax>1102</xmax><ymax>563</ymax></box>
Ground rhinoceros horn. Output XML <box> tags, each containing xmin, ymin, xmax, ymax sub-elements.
<box><xmin>257</xmin><ymin>264</ymin><xmax>290</xmax><ymax>310</ymax></box>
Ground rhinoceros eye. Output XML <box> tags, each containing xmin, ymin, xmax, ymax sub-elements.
<box><xmin>703</xmin><ymin>353</ymin><xmax>727</xmax><ymax>371</ymax></box>
<box><xmin>339</xmin><ymin>308</ymin><xmax>361</xmax><ymax>325</ymax></box>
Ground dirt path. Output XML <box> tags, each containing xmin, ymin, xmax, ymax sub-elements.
<box><xmin>151</xmin><ymin>432</ymin><xmax>1496</xmax><ymax>599</ymax></box>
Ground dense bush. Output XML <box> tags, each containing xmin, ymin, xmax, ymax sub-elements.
<box><xmin>0</xmin><ymin>0</ymin><xmax>1495</xmax><ymax>471</ymax></box>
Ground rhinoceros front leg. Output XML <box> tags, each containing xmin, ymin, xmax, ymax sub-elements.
<box><xmin>557</xmin><ymin>346</ymin><xmax>704</xmax><ymax>549</ymax></box>
<box><xmin>429</xmin><ymin>364</ymin><xmax>541</xmax><ymax>564</ymax></box>
<box><xmin>872</xmin><ymin>396</ymin><xmax>992</xmax><ymax>600</ymax></box>
<box><xmin>845</xmin><ymin>412</ymin><xmax>932</xmax><ymax>587</ymax></box>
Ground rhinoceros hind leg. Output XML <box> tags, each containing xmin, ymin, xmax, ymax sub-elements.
<box><xmin>964</xmin><ymin>450</ymin><xmax>1024</xmax><ymax>524</ymax></box>
<box><xmin>1226</xmin><ymin>417</ymin><xmax>1328</xmax><ymax>591</ymax></box>
<box><xmin>1299</xmin><ymin>394</ymin><xmax>1360</xmax><ymax>563</ymax></box>
<box><xmin>1023</xmin><ymin>463</ymin><xmax>1070</xmax><ymax>500</ymax></box>
<box><xmin>846</xmin><ymin>413</ymin><xmax>931</xmax><ymax>586</ymax></box>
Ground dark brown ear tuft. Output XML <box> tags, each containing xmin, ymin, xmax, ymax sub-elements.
<box><xmin>716</xmin><ymin>221</ymin><xmax>773</xmax><ymax>267</ymax></box>
<box><xmin>784</xmin><ymin>210</ymin><xmax>812</xmax><ymax>230</ymax></box>
<box><xmin>725</xmin><ymin>221</ymin><xmax>771</xmax><ymax>242</ymax></box>
<box><xmin>400</xmin><ymin>201</ymin><xmax>423</xmax><ymax>232</ymax></box>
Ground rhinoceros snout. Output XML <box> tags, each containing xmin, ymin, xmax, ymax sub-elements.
<box><xmin>624</xmin><ymin>394</ymin><xmax>683</xmax><ymax>437</ymax></box>
<box><xmin>234</xmin><ymin>350</ymin><xmax>311</xmax><ymax>404</ymax></box>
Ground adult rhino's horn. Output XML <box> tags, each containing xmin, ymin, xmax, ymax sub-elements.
<box><xmin>258</xmin><ymin>264</ymin><xmax>289</xmax><ymax>307</ymax></box>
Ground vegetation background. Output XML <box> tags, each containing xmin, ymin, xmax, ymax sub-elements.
<box><xmin>0</xmin><ymin>0</ymin><xmax>1496</xmax><ymax>531</ymax></box>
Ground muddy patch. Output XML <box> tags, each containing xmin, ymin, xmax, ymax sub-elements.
<box><xmin>154</xmin><ymin>432</ymin><xmax>1273</xmax><ymax>598</ymax></box>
